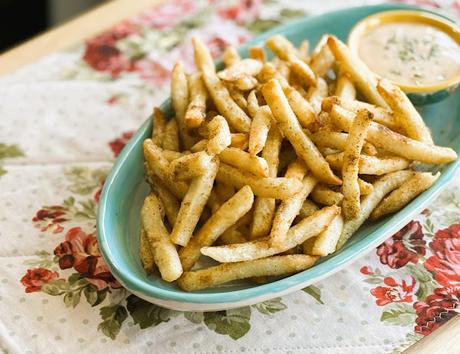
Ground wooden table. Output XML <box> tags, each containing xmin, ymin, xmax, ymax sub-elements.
<box><xmin>0</xmin><ymin>1</ymin><xmax>458</xmax><ymax>352</ymax></box>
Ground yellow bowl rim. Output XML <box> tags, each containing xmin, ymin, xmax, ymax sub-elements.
<box><xmin>347</xmin><ymin>9</ymin><xmax>460</xmax><ymax>93</ymax></box>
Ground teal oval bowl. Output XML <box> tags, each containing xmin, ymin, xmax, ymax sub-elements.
<box><xmin>97</xmin><ymin>3</ymin><xmax>460</xmax><ymax>311</ymax></box>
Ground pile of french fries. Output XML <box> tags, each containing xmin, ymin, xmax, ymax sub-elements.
<box><xmin>139</xmin><ymin>34</ymin><xmax>457</xmax><ymax>292</ymax></box>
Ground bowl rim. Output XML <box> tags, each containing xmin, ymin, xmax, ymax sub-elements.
<box><xmin>97</xmin><ymin>3</ymin><xmax>460</xmax><ymax>306</ymax></box>
<box><xmin>347</xmin><ymin>9</ymin><xmax>460</xmax><ymax>93</ymax></box>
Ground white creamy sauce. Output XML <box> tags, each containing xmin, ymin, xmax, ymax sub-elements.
<box><xmin>359</xmin><ymin>22</ymin><xmax>460</xmax><ymax>86</ymax></box>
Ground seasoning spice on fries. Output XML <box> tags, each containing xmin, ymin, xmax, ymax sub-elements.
<box><xmin>137</xmin><ymin>34</ymin><xmax>456</xmax><ymax>290</ymax></box>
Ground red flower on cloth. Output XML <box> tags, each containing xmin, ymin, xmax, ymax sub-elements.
<box><xmin>217</xmin><ymin>0</ymin><xmax>262</xmax><ymax>25</ymax></box>
<box><xmin>376</xmin><ymin>221</ymin><xmax>426</xmax><ymax>269</ymax></box>
<box><xmin>109</xmin><ymin>131</ymin><xmax>134</xmax><ymax>157</ymax></box>
<box><xmin>360</xmin><ymin>266</ymin><xmax>374</xmax><ymax>275</ymax></box>
<box><xmin>424</xmin><ymin>223</ymin><xmax>460</xmax><ymax>286</ymax></box>
<box><xmin>129</xmin><ymin>59</ymin><xmax>171</xmax><ymax>85</ymax></box>
<box><xmin>32</xmin><ymin>205</ymin><xmax>67</xmax><ymax>233</ymax></box>
<box><xmin>414</xmin><ymin>286</ymin><xmax>460</xmax><ymax>336</ymax></box>
<box><xmin>54</xmin><ymin>227</ymin><xmax>121</xmax><ymax>290</ymax></box>
<box><xmin>370</xmin><ymin>276</ymin><xmax>417</xmax><ymax>306</ymax></box>
<box><xmin>132</xmin><ymin>0</ymin><xmax>197</xmax><ymax>30</ymax></box>
<box><xmin>21</xmin><ymin>268</ymin><xmax>59</xmax><ymax>293</ymax></box>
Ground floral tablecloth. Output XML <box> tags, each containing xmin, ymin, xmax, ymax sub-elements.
<box><xmin>1</xmin><ymin>1</ymin><xmax>459</xmax><ymax>353</ymax></box>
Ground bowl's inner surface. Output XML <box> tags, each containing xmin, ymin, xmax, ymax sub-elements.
<box><xmin>100</xmin><ymin>4</ymin><xmax>460</xmax><ymax>301</ymax></box>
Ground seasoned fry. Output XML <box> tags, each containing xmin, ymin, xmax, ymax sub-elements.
<box><xmin>326</xmin><ymin>152</ymin><xmax>411</xmax><ymax>175</ymax></box>
<box><xmin>220</xmin><ymin>147</ymin><xmax>269</xmax><ymax>177</ymax></box>
<box><xmin>163</xmin><ymin>119</ymin><xmax>180</xmax><ymax>151</ymax></box>
<box><xmin>214</xmin><ymin>182</ymin><xmax>235</xmax><ymax>203</ymax></box>
<box><xmin>223</xmin><ymin>46</ymin><xmax>240</xmax><ymax>67</ymax></box>
<box><xmin>265</xmin><ymin>34</ymin><xmax>299</xmax><ymax>61</ymax></box>
<box><xmin>179</xmin><ymin>186</ymin><xmax>254</xmax><ymax>271</ymax></box>
<box><xmin>152</xmin><ymin>107</ymin><xmax>166</xmax><ymax>147</ymax></box>
<box><xmin>249</xmin><ymin>105</ymin><xmax>272</xmax><ymax>155</ymax></box>
<box><xmin>144</xmin><ymin>140</ymin><xmax>188</xmax><ymax>199</ymax></box>
<box><xmin>335</xmin><ymin>69</ymin><xmax>356</xmax><ymax>100</ymax></box>
<box><xmin>285</xmin><ymin>159</ymin><xmax>307</xmax><ymax>180</ymax></box>
<box><xmin>371</xmin><ymin>172</ymin><xmax>440</xmax><ymax>220</ymax></box>
<box><xmin>270</xmin><ymin>175</ymin><xmax>318</xmax><ymax>246</ymax></box>
<box><xmin>298</xmin><ymin>40</ymin><xmax>310</xmax><ymax>62</ymax></box>
<box><xmin>231</xmin><ymin>133</ymin><xmax>249</xmax><ymax>150</ymax></box>
<box><xmin>337</xmin><ymin>170</ymin><xmax>415</xmax><ymax>249</ymax></box>
<box><xmin>170</xmin><ymin>157</ymin><xmax>219</xmax><ymax>246</ymax></box>
<box><xmin>190</xmin><ymin>139</ymin><xmax>208</xmax><ymax>152</ymax></box>
<box><xmin>311</xmin><ymin>184</ymin><xmax>343</xmax><ymax>206</ymax></box>
<box><xmin>150</xmin><ymin>177</ymin><xmax>180</xmax><ymax>226</ymax></box>
<box><xmin>171</xmin><ymin>61</ymin><xmax>196</xmax><ymax>149</ymax></box>
<box><xmin>290</xmin><ymin>59</ymin><xmax>317</xmax><ymax>87</ymax></box>
<box><xmin>207</xmin><ymin>115</ymin><xmax>231</xmax><ymax>155</ymax></box>
<box><xmin>284</xmin><ymin>85</ymin><xmax>316</xmax><ymax>128</ymax></box>
<box><xmin>310</xmin><ymin>129</ymin><xmax>377</xmax><ymax>156</ymax></box>
<box><xmin>298</xmin><ymin>199</ymin><xmax>320</xmax><ymax>219</ymax></box>
<box><xmin>307</xmin><ymin>77</ymin><xmax>328</xmax><ymax>114</ymax></box>
<box><xmin>218</xmin><ymin>228</ymin><xmax>247</xmax><ymax>245</ymax></box>
<box><xmin>161</xmin><ymin>150</ymin><xmax>184</xmax><ymax>161</ymax></box>
<box><xmin>141</xmin><ymin>194</ymin><xmax>182</xmax><ymax>282</ymax></box>
<box><xmin>185</xmin><ymin>73</ymin><xmax>207</xmax><ymax>128</ymax></box>
<box><xmin>193</xmin><ymin>37</ymin><xmax>251</xmax><ymax>132</ymax></box>
<box><xmin>139</xmin><ymin>226</ymin><xmax>155</xmax><ymax>274</ymax></box>
<box><xmin>247</xmin><ymin>90</ymin><xmax>259</xmax><ymax>118</ymax></box>
<box><xmin>218</xmin><ymin>59</ymin><xmax>263</xmax><ymax>81</ymax></box>
<box><xmin>228</xmin><ymin>86</ymin><xmax>248</xmax><ymax>111</ymax></box>
<box><xmin>330</xmin><ymin>105</ymin><xmax>457</xmax><ymax>164</ymax></box>
<box><xmin>358</xmin><ymin>178</ymin><xmax>374</xmax><ymax>195</ymax></box>
<box><xmin>177</xmin><ymin>255</ymin><xmax>318</xmax><ymax>291</ymax></box>
<box><xmin>201</xmin><ymin>206</ymin><xmax>340</xmax><ymax>262</ymax></box>
<box><xmin>216</xmin><ymin>163</ymin><xmax>302</xmax><ymax>199</ymax></box>
<box><xmin>311</xmin><ymin>214</ymin><xmax>344</xmax><ymax>256</ymax></box>
<box><xmin>322</xmin><ymin>96</ymin><xmax>399</xmax><ymax>131</ymax></box>
<box><xmin>262</xmin><ymin>79</ymin><xmax>341</xmax><ymax>185</ymax></box>
<box><xmin>170</xmin><ymin>151</ymin><xmax>213</xmax><ymax>181</ymax></box>
<box><xmin>309</xmin><ymin>35</ymin><xmax>335</xmax><ymax>77</ymax></box>
<box><xmin>248</xmin><ymin>45</ymin><xmax>266</xmax><ymax>62</ymax></box>
<box><xmin>377</xmin><ymin>79</ymin><xmax>433</xmax><ymax>144</ymax></box>
<box><xmin>231</xmin><ymin>75</ymin><xmax>258</xmax><ymax>91</ymax></box>
<box><xmin>342</xmin><ymin>109</ymin><xmax>373</xmax><ymax>219</ymax></box>
<box><xmin>327</xmin><ymin>36</ymin><xmax>388</xmax><ymax>108</ymax></box>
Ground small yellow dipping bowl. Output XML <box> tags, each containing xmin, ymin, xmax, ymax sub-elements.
<box><xmin>348</xmin><ymin>10</ymin><xmax>460</xmax><ymax>105</ymax></box>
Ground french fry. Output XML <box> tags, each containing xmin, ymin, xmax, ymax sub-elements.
<box><xmin>170</xmin><ymin>157</ymin><xmax>219</xmax><ymax>246</ymax></box>
<box><xmin>298</xmin><ymin>40</ymin><xmax>310</xmax><ymax>62</ymax></box>
<box><xmin>170</xmin><ymin>151</ymin><xmax>213</xmax><ymax>181</ymax></box>
<box><xmin>358</xmin><ymin>178</ymin><xmax>374</xmax><ymax>195</ymax></box>
<box><xmin>309</xmin><ymin>35</ymin><xmax>335</xmax><ymax>77</ymax></box>
<box><xmin>284</xmin><ymin>159</ymin><xmax>308</xmax><ymax>181</ymax></box>
<box><xmin>218</xmin><ymin>59</ymin><xmax>263</xmax><ymax>81</ymax></box>
<box><xmin>371</xmin><ymin>172</ymin><xmax>440</xmax><ymax>220</ymax></box>
<box><xmin>152</xmin><ymin>107</ymin><xmax>166</xmax><ymax>147</ymax></box>
<box><xmin>330</xmin><ymin>105</ymin><xmax>457</xmax><ymax>164</ymax></box>
<box><xmin>185</xmin><ymin>73</ymin><xmax>207</xmax><ymax>128</ymax></box>
<box><xmin>337</xmin><ymin>170</ymin><xmax>415</xmax><ymax>249</ymax></box>
<box><xmin>217</xmin><ymin>228</ymin><xmax>247</xmax><ymax>245</ymax></box>
<box><xmin>322</xmin><ymin>96</ymin><xmax>399</xmax><ymax>131</ymax></box>
<box><xmin>216</xmin><ymin>163</ymin><xmax>302</xmax><ymax>199</ymax></box>
<box><xmin>326</xmin><ymin>152</ymin><xmax>411</xmax><ymax>175</ymax></box>
<box><xmin>207</xmin><ymin>115</ymin><xmax>231</xmax><ymax>155</ymax></box>
<box><xmin>250</xmin><ymin>126</ymin><xmax>283</xmax><ymax>239</ymax></box>
<box><xmin>249</xmin><ymin>105</ymin><xmax>272</xmax><ymax>155</ymax></box>
<box><xmin>177</xmin><ymin>255</ymin><xmax>318</xmax><ymax>291</ymax></box>
<box><xmin>201</xmin><ymin>205</ymin><xmax>340</xmax><ymax>262</ymax></box>
<box><xmin>266</xmin><ymin>34</ymin><xmax>299</xmax><ymax>61</ymax></box>
<box><xmin>290</xmin><ymin>59</ymin><xmax>317</xmax><ymax>88</ymax></box>
<box><xmin>161</xmin><ymin>150</ymin><xmax>183</xmax><ymax>161</ymax></box>
<box><xmin>248</xmin><ymin>45</ymin><xmax>266</xmax><ymax>62</ymax></box>
<box><xmin>219</xmin><ymin>147</ymin><xmax>269</xmax><ymax>177</ymax></box>
<box><xmin>307</xmin><ymin>77</ymin><xmax>328</xmax><ymax>114</ymax></box>
<box><xmin>230</xmin><ymin>75</ymin><xmax>258</xmax><ymax>91</ymax></box>
<box><xmin>311</xmin><ymin>214</ymin><xmax>344</xmax><ymax>256</ymax></box>
<box><xmin>141</xmin><ymin>194</ymin><xmax>183</xmax><ymax>282</ymax></box>
<box><xmin>247</xmin><ymin>90</ymin><xmax>259</xmax><ymax>118</ymax></box>
<box><xmin>171</xmin><ymin>61</ymin><xmax>195</xmax><ymax>149</ymax></box>
<box><xmin>335</xmin><ymin>69</ymin><xmax>356</xmax><ymax>100</ymax></box>
<box><xmin>214</xmin><ymin>182</ymin><xmax>235</xmax><ymax>203</ymax></box>
<box><xmin>228</xmin><ymin>86</ymin><xmax>248</xmax><ymax>111</ymax></box>
<box><xmin>298</xmin><ymin>199</ymin><xmax>320</xmax><ymax>219</ymax></box>
<box><xmin>310</xmin><ymin>129</ymin><xmax>377</xmax><ymax>156</ymax></box>
<box><xmin>262</xmin><ymin>79</ymin><xmax>341</xmax><ymax>185</ymax></box>
<box><xmin>342</xmin><ymin>109</ymin><xmax>373</xmax><ymax>219</ymax></box>
<box><xmin>193</xmin><ymin>37</ymin><xmax>251</xmax><ymax>132</ymax></box>
<box><xmin>163</xmin><ymin>119</ymin><xmax>180</xmax><ymax>151</ymax></box>
<box><xmin>139</xmin><ymin>226</ymin><xmax>155</xmax><ymax>274</ymax></box>
<box><xmin>190</xmin><ymin>139</ymin><xmax>208</xmax><ymax>152</ymax></box>
<box><xmin>151</xmin><ymin>177</ymin><xmax>180</xmax><ymax>227</ymax></box>
<box><xmin>143</xmin><ymin>140</ymin><xmax>188</xmax><ymax>199</ymax></box>
<box><xmin>179</xmin><ymin>186</ymin><xmax>254</xmax><ymax>271</ymax></box>
<box><xmin>311</xmin><ymin>184</ymin><xmax>343</xmax><ymax>205</ymax></box>
<box><xmin>377</xmin><ymin>79</ymin><xmax>433</xmax><ymax>144</ymax></box>
<box><xmin>223</xmin><ymin>46</ymin><xmax>240</xmax><ymax>67</ymax></box>
<box><xmin>283</xmin><ymin>85</ymin><xmax>317</xmax><ymax>128</ymax></box>
<box><xmin>270</xmin><ymin>174</ymin><xmax>318</xmax><ymax>246</ymax></box>
<box><xmin>231</xmin><ymin>133</ymin><xmax>249</xmax><ymax>150</ymax></box>
<box><xmin>327</xmin><ymin>36</ymin><xmax>388</xmax><ymax>108</ymax></box>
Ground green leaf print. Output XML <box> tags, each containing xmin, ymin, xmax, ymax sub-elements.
<box><xmin>302</xmin><ymin>285</ymin><xmax>324</xmax><ymax>304</ymax></box>
<box><xmin>253</xmin><ymin>298</ymin><xmax>287</xmax><ymax>315</ymax></box>
<box><xmin>406</xmin><ymin>263</ymin><xmax>438</xmax><ymax>301</ymax></box>
<box><xmin>203</xmin><ymin>307</ymin><xmax>251</xmax><ymax>340</ymax></box>
<box><xmin>0</xmin><ymin>143</ymin><xmax>24</xmax><ymax>159</ymax></box>
<box><xmin>279</xmin><ymin>8</ymin><xmax>307</xmax><ymax>18</ymax></box>
<box><xmin>184</xmin><ymin>311</ymin><xmax>204</xmax><ymax>324</ymax></box>
<box><xmin>380</xmin><ymin>303</ymin><xmax>416</xmax><ymax>326</ymax></box>
<box><xmin>41</xmin><ymin>279</ymin><xmax>70</xmax><ymax>296</ymax></box>
<box><xmin>126</xmin><ymin>295</ymin><xmax>179</xmax><ymax>329</ymax></box>
<box><xmin>23</xmin><ymin>251</ymin><xmax>58</xmax><ymax>269</ymax></box>
<box><xmin>98</xmin><ymin>305</ymin><xmax>128</xmax><ymax>340</ymax></box>
<box><xmin>64</xmin><ymin>166</ymin><xmax>108</xmax><ymax>195</ymax></box>
<box><xmin>0</xmin><ymin>166</ymin><xmax>6</xmax><ymax>177</ymax></box>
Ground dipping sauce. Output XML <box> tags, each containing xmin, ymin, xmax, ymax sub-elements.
<box><xmin>358</xmin><ymin>22</ymin><xmax>460</xmax><ymax>86</ymax></box>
